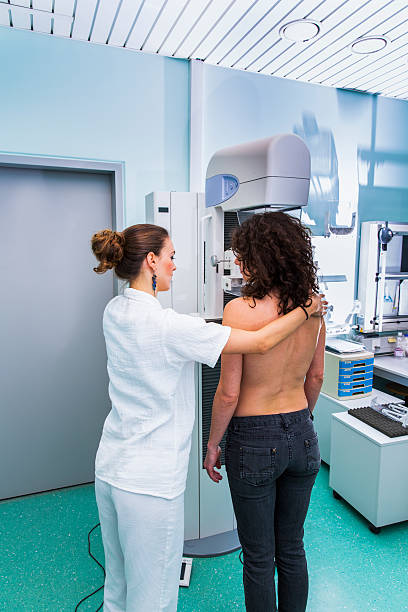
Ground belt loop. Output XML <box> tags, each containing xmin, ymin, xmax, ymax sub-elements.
<box><xmin>280</xmin><ymin>414</ymin><xmax>288</xmax><ymax>430</ymax></box>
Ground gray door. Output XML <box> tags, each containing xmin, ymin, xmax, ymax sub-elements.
<box><xmin>0</xmin><ymin>166</ymin><xmax>114</xmax><ymax>499</ymax></box>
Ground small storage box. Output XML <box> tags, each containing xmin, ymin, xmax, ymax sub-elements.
<box><xmin>322</xmin><ymin>349</ymin><xmax>374</xmax><ymax>400</ymax></box>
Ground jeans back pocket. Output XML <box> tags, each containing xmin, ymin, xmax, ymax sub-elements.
<box><xmin>239</xmin><ymin>445</ymin><xmax>277</xmax><ymax>486</ymax></box>
<box><xmin>304</xmin><ymin>434</ymin><xmax>321</xmax><ymax>473</ymax></box>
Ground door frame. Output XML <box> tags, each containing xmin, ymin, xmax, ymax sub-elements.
<box><xmin>0</xmin><ymin>152</ymin><xmax>125</xmax><ymax>293</ymax></box>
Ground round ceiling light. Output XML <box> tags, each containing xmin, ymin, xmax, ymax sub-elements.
<box><xmin>350</xmin><ymin>36</ymin><xmax>388</xmax><ymax>54</ymax></box>
<box><xmin>279</xmin><ymin>19</ymin><xmax>321</xmax><ymax>42</ymax></box>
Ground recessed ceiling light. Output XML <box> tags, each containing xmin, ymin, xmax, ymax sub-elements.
<box><xmin>279</xmin><ymin>19</ymin><xmax>321</xmax><ymax>43</ymax></box>
<box><xmin>350</xmin><ymin>36</ymin><xmax>389</xmax><ymax>54</ymax></box>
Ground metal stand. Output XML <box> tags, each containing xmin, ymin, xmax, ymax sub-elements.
<box><xmin>183</xmin><ymin>529</ymin><xmax>240</xmax><ymax>558</ymax></box>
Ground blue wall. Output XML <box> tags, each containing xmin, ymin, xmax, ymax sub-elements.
<box><xmin>358</xmin><ymin>95</ymin><xmax>408</xmax><ymax>224</ymax></box>
<box><xmin>2</xmin><ymin>27</ymin><xmax>408</xmax><ymax>231</ymax></box>
<box><xmin>0</xmin><ymin>27</ymin><xmax>190</xmax><ymax>225</ymax></box>
<box><xmin>201</xmin><ymin>63</ymin><xmax>408</xmax><ymax>229</ymax></box>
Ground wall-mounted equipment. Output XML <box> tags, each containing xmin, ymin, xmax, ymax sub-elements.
<box><xmin>358</xmin><ymin>221</ymin><xmax>408</xmax><ymax>333</ymax></box>
<box><xmin>205</xmin><ymin>134</ymin><xmax>310</xmax><ymax>211</ymax></box>
<box><xmin>204</xmin><ymin>134</ymin><xmax>311</xmax><ymax>318</ymax></box>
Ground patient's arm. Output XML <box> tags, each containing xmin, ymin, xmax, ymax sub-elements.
<box><xmin>304</xmin><ymin>321</ymin><xmax>326</xmax><ymax>412</ymax></box>
<box><xmin>204</xmin><ymin>302</ymin><xmax>243</xmax><ymax>483</ymax></box>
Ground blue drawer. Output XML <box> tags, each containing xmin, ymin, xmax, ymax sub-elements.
<box><xmin>339</xmin><ymin>359</ymin><xmax>374</xmax><ymax>373</ymax></box>
<box><xmin>338</xmin><ymin>384</ymin><xmax>373</xmax><ymax>397</ymax></box>
<box><xmin>338</xmin><ymin>377</ymin><xmax>373</xmax><ymax>390</ymax></box>
<box><xmin>339</xmin><ymin>372</ymin><xmax>374</xmax><ymax>384</ymax></box>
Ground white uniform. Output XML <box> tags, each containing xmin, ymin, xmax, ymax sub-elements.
<box><xmin>95</xmin><ymin>288</ymin><xmax>231</xmax><ymax>612</ymax></box>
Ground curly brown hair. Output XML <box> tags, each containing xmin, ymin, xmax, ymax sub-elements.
<box><xmin>231</xmin><ymin>211</ymin><xmax>318</xmax><ymax>315</ymax></box>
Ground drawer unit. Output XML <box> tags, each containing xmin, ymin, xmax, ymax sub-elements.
<box><xmin>322</xmin><ymin>350</ymin><xmax>374</xmax><ymax>400</ymax></box>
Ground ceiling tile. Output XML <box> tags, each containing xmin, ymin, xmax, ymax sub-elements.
<box><xmin>3</xmin><ymin>0</ymin><xmax>408</xmax><ymax>100</ymax></box>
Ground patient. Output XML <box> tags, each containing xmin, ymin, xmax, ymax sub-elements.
<box><xmin>204</xmin><ymin>211</ymin><xmax>325</xmax><ymax>612</ymax></box>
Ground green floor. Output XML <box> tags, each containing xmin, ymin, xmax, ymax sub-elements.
<box><xmin>1</xmin><ymin>464</ymin><xmax>407</xmax><ymax>611</ymax></box>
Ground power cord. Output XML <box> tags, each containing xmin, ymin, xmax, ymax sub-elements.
<box><xmin>74</xmin><ymin>523</ymin><xmax>105</xmax><ymax>611</ymax></box>
<box><xmin>75</xmin><ymin>526</ymin><xmax>244</xmax><ymax>610</ymax></box>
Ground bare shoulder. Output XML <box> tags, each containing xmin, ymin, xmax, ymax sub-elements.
<box><xmin>223</xmin><ymin>297</ymin><xmax>271</xmax><ymax>330</ymax></box>
<box><xmin>223</xmin><ymin>298</ymin><xmax>249</xmax><ymax>326</ymax></box>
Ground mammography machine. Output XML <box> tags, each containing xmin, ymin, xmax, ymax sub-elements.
<box><xmin>146</xmin><ymin>134</ymin><xmax>311</xmax><ymax>555</ymax></box>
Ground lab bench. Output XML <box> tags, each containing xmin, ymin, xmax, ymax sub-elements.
<box><xmin>374</xmin><ymin>355</ymin><xmax>408</xmax><ymax>387</ymax></box>
<box><xmin>313</xmin><ymin>389</ymin><xmax>399</xmax><ymax>464</ymax></box>
<box><xmin>329</xmin><ymin>411</ymin><xmax>408</xmax><ymax>531</ymax></box>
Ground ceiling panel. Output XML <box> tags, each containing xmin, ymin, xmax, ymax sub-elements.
<box><xmin>53</xmin><ymin>13</ymin><xmax>72</xmax><ymax>36</ymax></box>
<box><xmin>270</xmin><ymin>0</ymin><xmax>385</xmax><ymax>79</ymax></box>
<box><xmin>157</xmin><ymin>0</ymin><xmax>210</xmax><ymax>57</ymax></box>
<box><xmin>107</xmin><ymin>0</ymin><xmax>144</xmax><ymax>47</ymax></box>
<box><xmin>125</xmin><ymin>0</ymin><xmax>168</xmax><ymax>50</ymax></box>
<box><xmin>174</xmin><ymin>0</ymin><xmax>236</xmax><ymax>59</ymax></box>
<box><xmin>253</xmin><ymin>0</ymin><xmax>354</xmax><ymax>74</ymax></box>
<box><xmin>140</xmin><ymin>0</ymin><xmax>189</xmax><ymax>53</ymax></box>
<box><xmin>339</xmin><ymin>45</ymin><xmax>408</xmax><ymax>90</ymax></box>
<box><xmin>314</xmin><ymin>7</ymin><xmax>408</xmax><ymax>83</ymax></box>
<box><xmin>90</xmin><ymin>0</ymin><xmax>121</xmax><ymax>44</ymax></box>
<box><xmin>33</xmin><ymin>0</ymin><xmax>53</xmax><ymax>10</ymax></box>
<box><xmin>54</xmin><ymin>0</ymin><xmax>75</xmax><ymax>15</ymax></box>
<box><xmin>0</xmin><ymin>4</ymin><xmax>9</xmax><ymax>26</ymax></box>
<box><xmin>292</xmin><ymin>1</ymin><xmax>406</xmax><ymax>82</ymax></box>
<box><xmin>10</xmin><ymin>0</ymin><xmax>31</xmax><ymax>7</ymax></box>
<box><xmin>32</xmin><ymin>10</ymin><xmax>52</xmax><ymax>33</ymax></box>
<box><xmin>204</xmin><ymin>0</ymin><xmax>284</xmax><ymax>65</ymax></box>
<box><xmin>189</xmin><ymin>0</ymin><xmax>256</xmax><ymax>61</ymax></box>
<box><xmin>9</xmin><ymin>4</ymin><xmax>32</xmax><ymax>29</ymax></box>
<box><xmin>328</xmin><ymin>18</ymin><xmax>408</xmax><ymax>82</ymax></box>
<box><xmin>224</xmin><ymin>0</ymin><xmax>322</xmax><ymax>70</ymax></box>
<box><xmin>333</xmin><ymin>33</ymin><xmax>408</xmax><ymax>87</ymax></box>
<box><xmin>375</xmin><ymin>75</ymin><xmax>408</xmax><ymax>96</ymax></box>
<box><xmin>71</xmin><ymin>0</ymin><xmax>98</xmax><ymax>41</ymax></box>
<box><xmin>2</xmin><ymin>0</ymin><xmax>408</xmax><ymax>100</ymax></box>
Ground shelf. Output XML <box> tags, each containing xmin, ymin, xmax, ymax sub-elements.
<box><xmin>376</xmin><ymin>273</ymin><xmax>408</xmax><ymax>280</ymax></box>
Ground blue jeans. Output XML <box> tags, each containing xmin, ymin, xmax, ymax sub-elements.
<box><xmin>225</xmin><ymin>408</ymin><xmax>320</xmax><ymax>612</ymax></box>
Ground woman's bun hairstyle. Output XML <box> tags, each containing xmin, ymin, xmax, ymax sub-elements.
<box><xmin>91</xmin><ymin>229</ymin><xmax>125</xmax><ymax>274</ymax></box>
<box><xmin>91</xmin><ymin>224</ymin><xmax>169</xmax><ymax>280</ymax></box>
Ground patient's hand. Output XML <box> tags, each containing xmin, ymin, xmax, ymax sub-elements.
<box><xmin>204</xmin><ymin>445</ymin><xmax>223</xmax><ymax>483</ymax></box>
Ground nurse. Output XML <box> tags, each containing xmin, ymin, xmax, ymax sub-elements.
<box><xmin>90</xmin><ymin>223</ymin><xmax>325</xmax><ymax>612</ymax></box>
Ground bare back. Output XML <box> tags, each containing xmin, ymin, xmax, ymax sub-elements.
<box><xmin>222</xmin><ymin>295</ymin><xmax>322</xmax><ymax>416</ymax></box>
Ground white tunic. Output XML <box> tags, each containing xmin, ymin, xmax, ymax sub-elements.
<box><xmin>95</xmin><ymin>288</ymin><xmax>231</xmax><ymax>499</ymax></box>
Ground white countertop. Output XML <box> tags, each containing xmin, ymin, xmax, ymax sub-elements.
<box><xmin>373</xmin><ymin>355</ymin><xmax>408</xmax><ymax>388</ymax></box>
<box><xmin>332</xmin><ymin>411</ymin><xmax>408</xmax><ymax>446</ymax></box>
<box><xmin>321</xmin><ymin>388</ymin><xmax>403</xmax><ymax>409</ymax></box>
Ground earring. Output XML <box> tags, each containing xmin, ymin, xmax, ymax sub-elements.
<box><xmin>152</xmin><ymin>273</ymin><xmax>157</xmax><ymax>293</ymax></box>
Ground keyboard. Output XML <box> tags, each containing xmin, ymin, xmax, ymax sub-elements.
<box><xmin>326</xmin><ymin>338</ymin><xmax>365</xmax><ymax>354</ymax></box>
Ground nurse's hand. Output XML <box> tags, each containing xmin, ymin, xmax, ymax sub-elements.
<box><xmin>308</xmin><ymin>293</ymin><xmax>328</xmax><ymax>318</ymax></box>
<box><xmin>204</xmin><ymin>446</ymin><xmax>223</xmax><ymax>483</ymax></box>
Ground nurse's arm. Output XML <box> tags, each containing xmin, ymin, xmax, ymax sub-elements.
<box><xmin>223</xmin><ymin>293</ymin><xmax>325</xmax><ymax>355</ymax></box>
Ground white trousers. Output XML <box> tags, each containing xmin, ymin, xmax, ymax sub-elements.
<box><xmin>95</xmin><ymin>478</ymin><xmax>184</xmax><ymax>612</ymax></box>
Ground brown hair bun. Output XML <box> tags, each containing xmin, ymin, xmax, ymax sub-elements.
<box><xmin>91</xmin><ymin>229</ymin><xmax>125</xmax><ymax>274</ymax></box>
